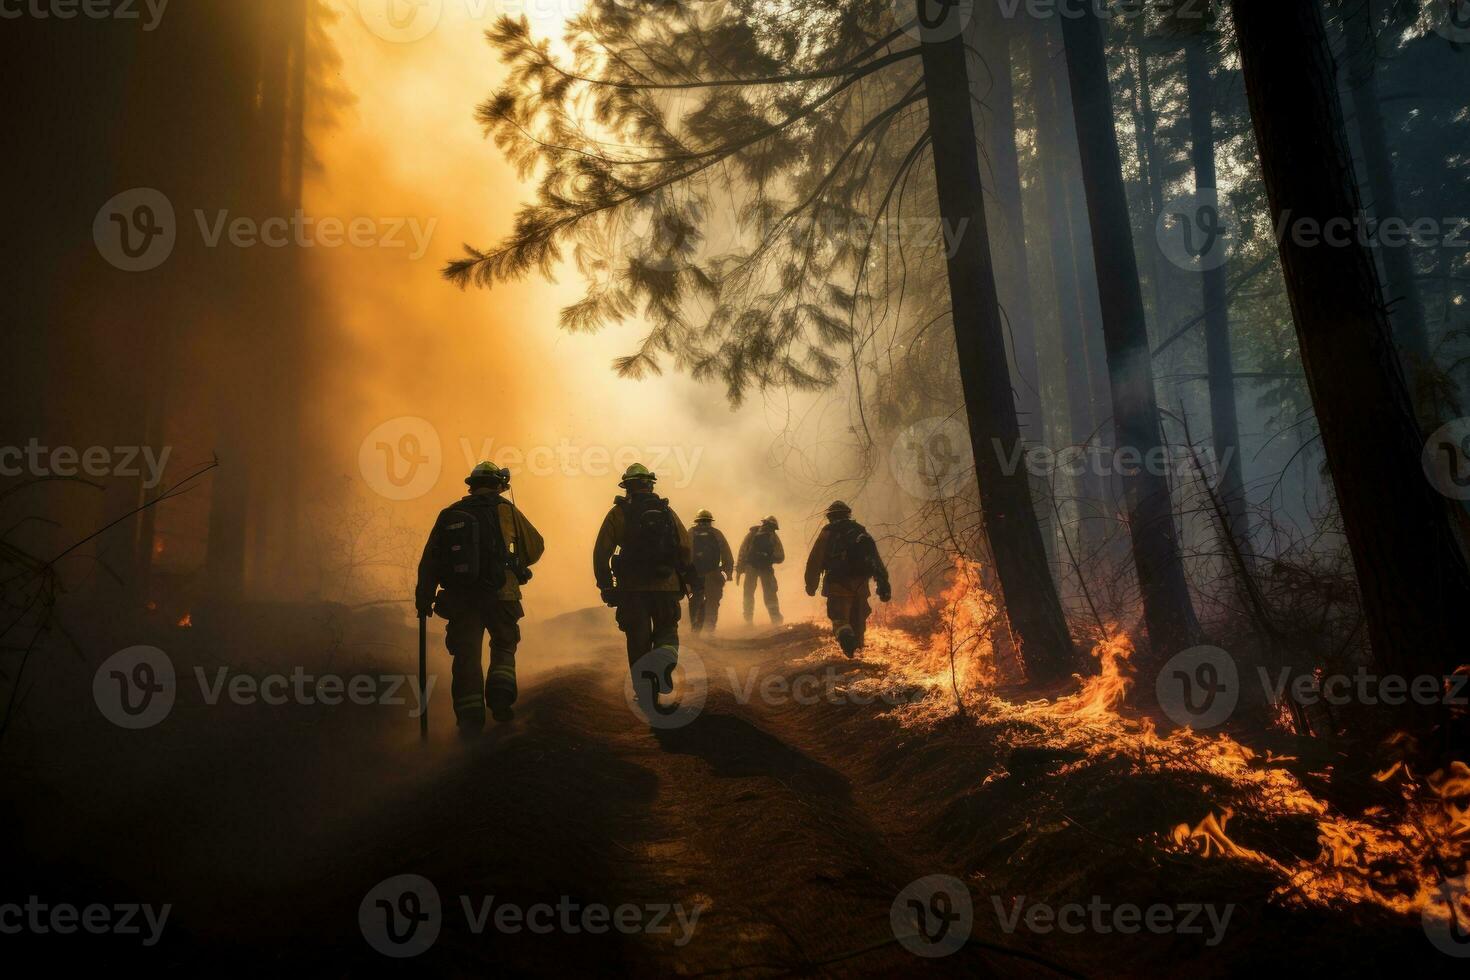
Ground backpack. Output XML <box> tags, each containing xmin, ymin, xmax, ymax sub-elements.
<box><xmin>748</xmin><ymin>528</ymin><xmax>776</xmax><ymax>566</ymax></box>
<box><xmin>432</xmin><ymin>498</ymin><xmax>508</xmax><ymax>590</ymax></box>
<box><xmin>690</xmin><ymin>526</ymin><xmax>723</xmax><ymax>575</ymax></box>
<box><xmin>823</xmin><ymin>519</ymin><xmax>876</xmax><ymax>581</ymax></box>
<box><xmin>615</xmin><ymin>495</ymin><xmax>680</xmax><ymax>576</ymax></box>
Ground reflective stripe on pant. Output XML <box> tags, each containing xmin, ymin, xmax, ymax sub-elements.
<box><xmin>826</xmin><ymin>594</ymin><xmax>871</xmax><ymax>647</ymax></box>
<box><xmin>742</xmin><ymin>566</ymin><xmax>781</xmax><ymax>623</ymax></box>
<box><xmin>615</xmin><ymin>592</ymin><xmax>681</xmax><ymax>689</ymax></box>
<box><xmin>444</xmin><ymin>596</ymin><xmax>524</xmax><ymax>723</ymax></box>
<box><xmin>689</xmin><ymin>571</ymin><xmax>726</xmax><ymax>632</ymax></box>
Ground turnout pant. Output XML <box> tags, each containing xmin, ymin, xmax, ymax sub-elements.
<box><xmin>689</xmin><ymin>572</ymin><xmax>727</xmax><ymax>633</ymax></box>
<box><xmin>443</xmin><ymin>595</ymin><xmax>524</xmax><ymax>727</ymax></box>
<box><xmin>742</xmin><ymin>567</ymin><xmax>782</xmax><ymax>624</ymax></box>
<box><xmin>826</xmin><ymin>594</ymin><xmax>872</xmax><ymax>653</ymax></box>
<box><xmin>616</xmin><ymin>592</ymin><xmax>682</xmax><ymax>693</ymax></box>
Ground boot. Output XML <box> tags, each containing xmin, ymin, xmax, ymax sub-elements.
<box><xmin>488</xmin><ymin>692</ymin><xmax>515</xmax><ymax>724</ymax></box>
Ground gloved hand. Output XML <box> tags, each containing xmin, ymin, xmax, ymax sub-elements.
<box><xmin>877</xmin><ymin>583</ymin><xmax>892</xmax><ymax>603</ymax></box>
<box><xmin>805</xmin><ymin>585</ymin><xmax>817</xmax><ymax>597</ymax></box>
<box><xmin>515</xmin><ymin>566</ymin><xmax>534</xmax><ymax>585</ymax></box>
<box><xmin>415</xmin><ymin>594</ymin><xmax>434</xmax><ymax>618</ymax></box>
<box><xmin>600</xmin><ymin>588</ymin><xmax>619</xmax><ymax>608</ymax></box>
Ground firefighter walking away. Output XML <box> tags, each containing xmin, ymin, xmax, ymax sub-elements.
<box><xmin>688</xmin><ymin>510</ymin><xmax>734</xmax><ymax>634</ymax></box>
<box><xmin>593</xmin><ymin>464</ymin><xmax>696</xmax><ymax>710</ymax></box>
<box><xmin>416</xmin><ymin>462</ymin><xmax>544</xmax><ymax>736</ymax></box>
<box><xmin>737</xmin><ymin>515</ymin><xmax>785</xmax><ymax>625</ymax></box>
<box><xmin>805</xmin><ymin>501</ymin><xmax>890</xmax><ymax>657</ymax></box>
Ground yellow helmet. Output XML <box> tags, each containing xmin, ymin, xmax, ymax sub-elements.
<box><xmin>619</xmin><ymin>463</ymin><xmax>657</xmax><ymax>488</ymax></box>
<box><xmin>695</xmin><ymin>509</ymin><xmax>714</xmax><ymax>522</ymax></box>
<box><xmin>466</xmin><ymin>461</ymin><xmax>510</xmax><ymax>488</ymax></box>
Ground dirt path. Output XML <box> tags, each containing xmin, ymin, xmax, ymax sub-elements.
<box><xmin>3</xmin><ymin>613</ymin><xmax>1068</xmax><ymax>975</ymax></box>
<box><xmin>298</xmin><ymin>624</ymin><xmax>1065</xmax><ymax>975</ymax></box>
<box><xmin>13</xmin><ymin>611</ymin><xmax>1438</xmax><ymax>975</ymax></box>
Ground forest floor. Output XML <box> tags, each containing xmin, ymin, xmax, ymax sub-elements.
<box><xmin>1</xmin><ymin>600</ymin><xmax>1461</xmax><ymax>976</ymax></box>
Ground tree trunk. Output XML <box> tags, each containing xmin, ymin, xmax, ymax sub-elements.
<box><xmin>1059</xmin><ymin>11</ymin><xmax>1201</xmax><ymax>664</ymax></box>
<box><xmin>1122</xmin><ymin>45</ymin><xmax>1172</xmax><ymax>332</ymax></box>
<box><xmin>973</xmin><ymin>9</ymin><xmax>1044</xmax><ymax>447</ymax></box>
<box><xmin>1231</xmin><ymin>0</ymin><xmax>1470</xmax><ymax>691</ymax></box>
<box><xmin>918</xmin><ymin>9</ymin><xmax>1079</xmax><ymax>681</ymax></box>
<box><xmin>1184</xmin><ymin>36</ymin><xmax>1250</xmax><ymax>557</ymax></box>
<box><xmin>1029</xmin><ymin>26</ymin><xmax>1107</xmax><ymax>556</ymax></box>
<box><xmin>1338</xmin><ymin>0</ymin><xmax>1432</xmax><ymax>404</ymax></box>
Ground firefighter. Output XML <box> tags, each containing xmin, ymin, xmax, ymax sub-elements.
<box><xmin>804</xmin><ymin>501</ymin><xmax>891</xmax><ymax>657</ymax></box>
<box><xmin>593</xmin><ymin>463</ymin><xmax>696</xmax><ymax>706</ymax></box>
<box><xmin>688</xmin><ymin>509</ymin><xmax>734</xmax><ymax>634</ymax></box>
<box><xmin>737</xmin><ymin>515</ymin><xmax>785</xmax><ymax>625</ymax></box>
<box><xmin>416</xmin><ymin>462</ymin><xmax>544</xmax><ymax>735</ymax></box>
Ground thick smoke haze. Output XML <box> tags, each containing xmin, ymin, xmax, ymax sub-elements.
<box><xmin>312</xmin><ymin>3</ymin><xmax>839</xmax><ymax>619</ymax></box>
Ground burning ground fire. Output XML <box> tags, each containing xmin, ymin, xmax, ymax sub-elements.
<box><xmin>797</xmin><ymin>557</ymin><xmax>1470</xmax><ymax>927</ymax></box>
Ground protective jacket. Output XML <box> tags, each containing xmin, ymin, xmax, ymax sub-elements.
<box><xmin>804</xmin><ymin>518</ymin><xmax>890</xmax><ymax>598</ymax></box>
<box><xmin>737</xmin><ymin>525</ymin><xmax>785</xmax><ymax>570</ymax></box>
<box><xmin>593</xmin><ymin>491</ymin><xmax>694</xmax><ymax>593</ymax></box>
<box><xmin>417</xmin><ymin>492</ymin><xmax>545</xmax><ymax>608</ymax></box>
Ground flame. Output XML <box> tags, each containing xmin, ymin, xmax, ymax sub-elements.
<box><xmin>176</xmin><ymin>613</ymin><xmax>192</xmax><ymax>628</ymax></box>
<box><xmin>1172</xmin><ymin>808</ymin><xmax>1267</xmax><ymax>861</ymax></box>
<box><xmin>1050</xmin><ymin>630</ymin><xmax>1134</xmax><ymax>720</ymax></box>
<box><xmin>829</xmin><ymin>557</ymin><xmax>1006</xmax><ymax>723</ymax></box>
<box><xmin>810</xmin><ymin>565</ymin><xmax>1469</xmax><ymax>922</ymax></box>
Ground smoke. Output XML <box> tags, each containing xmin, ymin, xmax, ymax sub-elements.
<box><xmin>307</xmin><ymin>3</ymin><xmax>835</xmax><ymax>620</ymax></box>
